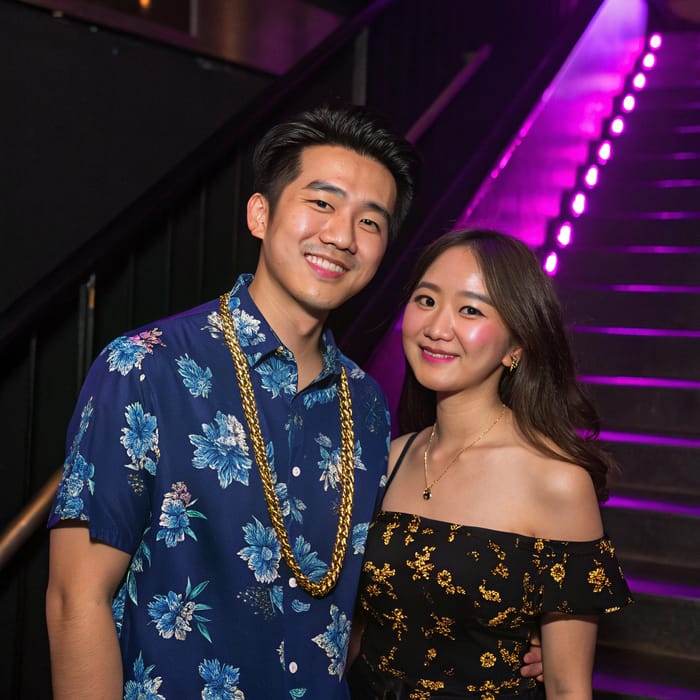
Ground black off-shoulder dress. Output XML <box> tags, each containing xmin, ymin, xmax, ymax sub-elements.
<box><xmin>349</xmin><ymin>434</ymin><xmax>633</xmax><ymax>700</ymax></box>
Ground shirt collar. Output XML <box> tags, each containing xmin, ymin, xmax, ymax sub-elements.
<box><xmin>226</xmin><ymin>274</ymin><xmax>343</xmax><ymax>381</ymax></box>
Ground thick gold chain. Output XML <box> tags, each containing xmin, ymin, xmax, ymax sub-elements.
<box><xmin>219</xmin><ymin>293</ymin><xmax>355</xmax><ymax>597</ymax></box>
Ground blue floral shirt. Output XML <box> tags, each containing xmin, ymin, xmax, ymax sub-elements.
<box><xmin>48</xmin><ymin>274</ymin><xmax>390</xmax><ymax>700</ymax></box>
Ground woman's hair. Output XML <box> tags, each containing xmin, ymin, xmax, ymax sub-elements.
<box><xmin>397</xmin><ymin>228</ymin><xmax>616</xmax><ymax>501</ymax></box>
<box><xmin>252</xmin><ymin>103</ymin><xmax>420</xmax><ymax>241</ymax></box>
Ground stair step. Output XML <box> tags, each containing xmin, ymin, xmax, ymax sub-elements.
<box><xmin>556</xmin><ymin>248</ymin><xmax>700</xmax><ymax>285</ymax></box>
<box><xmin>597</xmin><ymin>588</ymin><xmax>700</xmax><ymax>659</ymax></box>
<box><xmin>602</xmin><ymin>500</ymin><xmax>700</xmax><ymax>566</ymax></box>
<box><xmin>594</xmin><ymin>646</ymin><xmax>700</xmax><ymax>699</ymax></box>
<box><xmin>571</xmin><ymin>330</ymin><xmax>699</xmax><ymax>378</ymax></box>
<box><xmin>581</xmin><ymin>182</ymin><xmax>700</xmax><ymax>212</ymax></box>
<box><xmin>616</xmin><ymin>555</ymin><xmax>700</xmax><ymax>595</ymax></box>
<box><xmin>593</xmin><ymin>153</ymin><xmax>700</xmax><ymax>181</ymax></box>
<box><xmin>557</xmin><ymin>285</ymin><xmax>700</xmax><ymax>329</ymax></box>
<box><xmin>553</xmin><ymin>214</ymin><xmax>700</xmax><ymax>246</ymax></box>
<box><xmin>581</xmin><ymin>379</ymin><xmax>700</xmax><ymax>435</ymax></box>
<box><xmin>609</xmin><ymin>126</ymin><xmax>700</xmax><ymax>156</ymax></box>
<box><xmin>603</xmin><ymin>438</ymin><xmax>700</xmax><ymax>497</ymax></box>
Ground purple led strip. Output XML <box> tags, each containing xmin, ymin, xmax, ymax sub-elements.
<box><xmin>578</xmin><ymin>375</ymin><xmax>700</xmax><ymax>389</ymax></box>
<box><xmin>593</xmin><ymin>672</ymin><xmax>700</xmax><ymax>700</ymax></box>
<box><xmin>573</xmin><ymin>325</ymin><xmax>700</xmax><ymax>338</ymax></box>
<box><xmin>625</xmin><ymin>576</ymin><xmax>700</xmax><ymax>600</ymax></box>
<box><xmin>598</xmin><ymin>430</ymin><xmax>700</xmax><ymax>449</ymax></box>
<box><xmin>606</xmin><ymin>284</ymin><xmax>700</xmax><ymax>293</ymax></box>
<box><xmin>604</xmin><ymin>494</ymin><xmax>700</xmax><ymax>518</ymax></box>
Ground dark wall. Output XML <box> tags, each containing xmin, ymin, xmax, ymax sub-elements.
<box><xmin>1</xmin><ymin>1</ymin><xmax>271</xmax><ymax>314</ymax></box>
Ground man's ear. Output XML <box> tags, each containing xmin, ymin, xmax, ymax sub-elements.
<box><xmin>247</xmin><ymin>193</ymin><xmax>270</xmax><ymax>240</ymax></box>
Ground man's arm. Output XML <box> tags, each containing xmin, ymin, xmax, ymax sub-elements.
<box><xmin>46</xmin><ymin>523</ymin><xmax>131</xmax><ymax>700</ymax></box>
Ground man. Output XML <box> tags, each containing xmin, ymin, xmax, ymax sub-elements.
<box><xmin>46</xmin><ymin>104</ymin><xmax>541</xmax><ymax>698</ymax></box>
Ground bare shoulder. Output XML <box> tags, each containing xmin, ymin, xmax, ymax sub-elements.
<box><xmin>525</xmin><ymin>452</ymin><xmax>604</xmax><ymax>541</ymax></box>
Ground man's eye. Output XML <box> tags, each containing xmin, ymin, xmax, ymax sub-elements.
<box><xmin>360</xmin><ymin>218</ymin><xmax>379</xmax><ymax>230</ymax></box>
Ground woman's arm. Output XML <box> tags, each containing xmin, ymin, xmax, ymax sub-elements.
<box><xmin>540</xmin><ymin>613</ymin><xmax>598</xmax><ymax>698</ymax></box>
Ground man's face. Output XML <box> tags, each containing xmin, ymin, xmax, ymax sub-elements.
<box><xmin>248</xmin><ymin>144</ymin><xmax>397</xmax><ymax>321</ymax></box>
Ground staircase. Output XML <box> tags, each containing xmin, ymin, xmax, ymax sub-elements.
<box><xmin>552</xmin><ymin>30</ymin><xmax>700</xmax><ymax>699</ymax></box>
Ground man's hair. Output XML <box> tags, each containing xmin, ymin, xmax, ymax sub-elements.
<box><xmin>252</xmin><ymin>104</ymin><xmax>420</xmax><ymax>241</ymax></box>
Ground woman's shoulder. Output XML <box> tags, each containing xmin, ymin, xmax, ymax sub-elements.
<box><xmin>521</xmin><ymin>451</ymin><xmax>603</xmax><ymax>541</ymax></box>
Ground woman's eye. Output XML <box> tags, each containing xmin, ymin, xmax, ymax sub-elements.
<box><xmin>414</xmin><ymin>294</ymin><xmax>435</xmax><ymax>307</ymax></box>
<box><xmin>461</xmin><ymin>306</ymin><xmax>482</xmax><ymax>316</ymax></box>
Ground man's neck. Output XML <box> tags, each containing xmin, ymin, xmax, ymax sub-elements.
<box><xmin>247</xmin><ymin>277</ymin><xmax>327</xmax><ymax>391</ymax></box>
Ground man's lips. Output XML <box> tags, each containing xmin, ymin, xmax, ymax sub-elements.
<box><xmin>305</xmin><ymin>253</ymin><xmax>348</xmax><ymax>276</ymax></box>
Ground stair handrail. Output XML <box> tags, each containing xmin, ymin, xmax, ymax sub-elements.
<box><xmin>0</xmin><ymin>468</ymin><xmax>62</xmax><ymax>570</ymax></box>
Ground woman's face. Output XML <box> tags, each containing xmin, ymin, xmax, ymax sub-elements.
<box><xmin>401</xmin><ymin>245</ymin><xmax>519</xmax><ymax>396</ymax></box>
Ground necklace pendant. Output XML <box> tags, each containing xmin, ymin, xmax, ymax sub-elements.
<box><xmin>422</xmin><ymin>488</ymin><xmax>432</xmax><ymax>500</ymax></box>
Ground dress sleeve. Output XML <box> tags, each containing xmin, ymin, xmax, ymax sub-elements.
<box><xmin>534</xmin><ymin>535</ymin><xmax>634</xmax><ymax>615</ymax></box>
<box><xmin>47</xmin><ymin>330</ymin><xmax>163</xmax><ymax>554</ymax></box>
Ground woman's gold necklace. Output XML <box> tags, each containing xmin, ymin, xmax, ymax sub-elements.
<box><xmin>219</xmin><ymin>292</ymin><xmax>355</xmax><ymax>597</ymax></box>
<box><xmin>422</xmin><ymin>403</ymin><xmax>507</xmax><ymax>500</ymax></box>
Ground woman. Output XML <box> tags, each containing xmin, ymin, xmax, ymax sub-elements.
<box><xmin>349</xmin><ymin>229</ymin><xmax>632</xmax><ymax>699</ymax></box>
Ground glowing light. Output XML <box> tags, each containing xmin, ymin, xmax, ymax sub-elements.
<box><xmin>611</xmin><ymin>117</ymin><xmax>625</xmax><ymax>135</ymax></box>
<box><xmin>139</xmin><ymin>0</ymin><xmax>151</xmax><ymax>8</ymax></box>
<box><xmin>571</xmin><ymin>192</ymin><xmax>586</xmax><ymax>216</ymax></box>
<box><xmin>543</xmin><ymin>251</ymin><xmax>558</xmax><ymax>275</ymax></box>
<box><xmin>622</xmin><ymin>94</ymin><xmax>636</xmax><ymax>112</ymax></box>
<box><xmin>597</xmin><ymin>141</ymin><xmax>612</xmax><ymax>162</ymax></box>
<box><xmin>556</xmin><ymin>222</ymin><xmax>573</xmax><ymax>247</ymax></box>
<box><xmin>632</xmin><ymin>72</ymin><xmax>646</xmax><ymax>90</ymax></box>
<box><xmin>642</xmin><ymin>52</ymin><xmax>656</xmax><ymax>69</ymax></box>
<box><xmin>584</xmin><ymin>165</ymin><xmax>599</xmax><ymax>188</ymax></box>
<box><xmin>649</xmin><ymin>34</ymin><xmax>662</xmax><ymax>49</ymax></box>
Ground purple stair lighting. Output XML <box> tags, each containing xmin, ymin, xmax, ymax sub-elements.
<box><xmin>546</xmin><ymin>27</ymin><xmax>700</xmax><ymax>697</ymax></box>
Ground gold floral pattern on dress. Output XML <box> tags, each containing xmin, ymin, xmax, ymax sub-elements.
<box><xmin>436</xmin><ymin>569</ymin><xmax>466</xmax><ymax>595</ymax></box>
<box><xmin>479</xmin><ymin>580</ymin><xmax>502</xmax><ymax>602</ymax></box>
<box><xmin>422</xmin><ymin>611</ymin><xmax>456</xmax><ymax>640</ymax></box>
<box><xmin>480</xmin><ymin>651</ymin><xmax>497</xmax><ymax>668</ymax></box>
<box><xmin>355</xmin><ymin>511</ymin><xmax>632</xmax><ymax>698</ymax></box>
<box><xmin>362</xmin><ymin>561</ymin><xmax>397</xmax><ymax>600</ymax></box>
<box><xmin>382</xmin><ymin>519</ymin><xmax>399</xmax><ymax>545</ymax></box>
<box><xmin>550</xmin><ymin>562</ymin><xmax>566</xmax><ymax>584</ymax></box>
<box><xmin>588</xmin><ymin>560</ymin><xmax>612</xmax><ymax>593</ymax></box>
<box><xmin>407</xmin><ymin>545</ymin><xmax>436</xmax><ymax>581</ymax></box>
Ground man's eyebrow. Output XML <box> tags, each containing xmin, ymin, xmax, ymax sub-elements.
<box><xmin>415</xmin><ymin>280</ymin><xmax>494</xmax><ymax>306</ymax></box>
<box><xmin>304</xmin><ymin>180</ymin><xmax>391</xmax><ymax>222</ymax></box>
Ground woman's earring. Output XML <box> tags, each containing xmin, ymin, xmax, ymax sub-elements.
<box><xmin>509</xmin><ymin>356</ymin><xmax>519</xmax><ymax>373</ymax></box>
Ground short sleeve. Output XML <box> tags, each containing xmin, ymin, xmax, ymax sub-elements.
<box><xmin>534</xmin><ymin>535</ymin><xmax>634</xmax><ymax>615</ymax></box>
<box><xmin>47</xmin><ymin>331</ymin><xmax>163</xmax><ymax>554</ymax></box>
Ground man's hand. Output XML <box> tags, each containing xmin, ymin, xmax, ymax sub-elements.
<box><xmin>521</xmin><ymin>637</ymin><xmax>544</xmax><ymax>682</ymax></box>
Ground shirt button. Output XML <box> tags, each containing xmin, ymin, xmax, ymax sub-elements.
<box><xmin>292</xmin><ymin>466</ymin><xmax>301</xmax><ymax>477</ymax></box>
<box><xmin>289</xmin><ymin>661</ymin><xmax>298</xmax><ymax>674</ymax></box>
<box><xmin>289</xmin><ymin>577</ymin><xmax>297</xmax><ymax>588</ymax></box>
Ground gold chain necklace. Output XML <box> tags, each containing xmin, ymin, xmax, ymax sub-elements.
<box><xmin>422</xmin><ymin>403</ymin><xmax>506</xmax><ymax>500</ymax></box>
<box><xmin>219</xmin><ymin>293</ymin><xmax>355</xmax><ymax>597</ymax></box>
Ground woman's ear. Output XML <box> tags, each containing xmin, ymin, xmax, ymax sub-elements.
<box><xmin>247</xmin><ymin>193</ymin><xmax>270</xmax><ymax>240</ymax></box>
<box><xmin>503</xmin><ymin>347</ymin><xmax>522</xmax><ymax>372</ymax></box>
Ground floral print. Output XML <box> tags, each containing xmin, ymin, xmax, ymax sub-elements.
<box><xmin>48</xmin><ymin>275</ymin><xmax>390</xmax><ymax>698</ymax></box>
<box><xmin>156</xmin><ymin>482</ymin><xmax>206</xmax><ymax>548</ymax></box>
<box><xmin>147</xmin><ymin>578</ymin><xmax>212</xmax><ymax>642</ymax></box>
<box><xmin>190</xmin><ymin>412</ymin><xmax>252</xmax><ymax>488</ymax></box>
<box><xmin>124</xmin><ymin>653</ymin><xmax>165</xmax><ymax>700</ymax></box>
<box><xmin>177</xmin><ymin>354</ymin><xmax>213</xmax><ymax>398</ymax></box>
